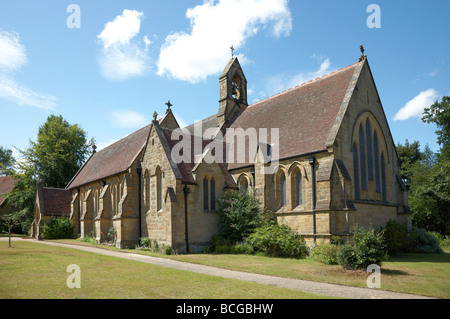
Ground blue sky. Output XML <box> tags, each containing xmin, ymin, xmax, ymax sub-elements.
<box><xmin>1</xmin><ymin>0</ymin><xmax>449</xmax><ymax>159</ymax></box>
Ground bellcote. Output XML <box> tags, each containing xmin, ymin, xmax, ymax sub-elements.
<box><xmin>217</xmin><ymin>57</ymin><xmax>248</xmax><ymax>126</ymax></box>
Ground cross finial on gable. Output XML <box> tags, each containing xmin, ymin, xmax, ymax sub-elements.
<box><xmin>165</xmin><ymin>100</ymin><xmax>172</xmax><ymax>113</ymax></box>
<box><xmin>359</xmin><ymin>45</ymin><xmax>366</xmax><ymax>62</ymax></box>
<box><xmin>230</xmin><ymin>45</ymin><xmax>235</xmax><ymax>58</ymax></box>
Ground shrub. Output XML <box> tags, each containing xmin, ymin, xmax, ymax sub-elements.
<box><xmin>217</xmin><ymin>190</ymin><xmax>261</xmax><ymax>244</ymax></box>
<box><xmin>310</xmin><ymin>242</ymin><xmax>340</xmax><ymax>265</ymax></box>
<box><xmin>410</xmin><ymin>227</ymin><xmax>443</xmax><ymax>254</ymax></box>
<box><xmin>230</xmin><ymin>242</ymin><xmax>254</xmax><ymax>255</ymax></box>
<box><xmin>40</xmin><ymin>216</ymin><xmax>74</xmax><ymax>239</ymax></box>
<box><xmin>430</xmin><ymin>232</ymin><xmax>450</xmax><ymax>248</ymax></box>
<box><xmin>337</xmin><ymin>226</ymin><xmax>386</xmax><ymax>270</ymax></box>
<box><xmin>247</xmin><ymin>222</ymin><xmax>307</xmax><ymax>258</ymax></box>
<box><xmin>140</xmin><ymin>237</ymin><xmax>152</xmax><ymax>248</ymax></box>
<box><xmin>352</xmin><ymin>226</ymin><xmax>387</xmax><ymax>269</ymax></box>
<box><xmin>380</xmin><ymin>219</ymin><xmax>410</xmax><ymax>255</ymax></box>
<box><xmin>337</xmin><ymin>244</ymin><xmax>358</xmax><ymax>270</ymax></box>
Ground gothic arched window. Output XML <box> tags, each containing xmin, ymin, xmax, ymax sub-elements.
<box><xmin>359</xmin><ymin>125</ymin><xmax>367</xmax><ymax>190</ymax></box>
<box><xmin>210</xmin><ymin>178</ymin><xmax>216</xmax><ymax>211</ymax></box>
<box><xmin>148</xmin><ymin>175</ymin><xmax>151</xmax><ymax>210</ymax></box>
<box><xmin>374</xmin><ymin>132</ymin><xmax>381</xmax><ymax>193</ymax></box>
<box><xmin>366</xmin><ymin>119</ymin><xmax>374</xmax><ymax>181</ymax></box>
<box><xmin>296</xmin><ymin>171</ymin><xmax>303</xmax><ymax>206</ymax></box>
<box><xmin>156</xmin><ymin>167</ymin><xmax>162</xmax><ymax>211</ymax></box>
<box><xmin>280</xmin><ymin>173</ymin><xmax>287</xmax><ymax>207</ymax></box>
<box><xmin>203</xmin><ymin>177</ymin><xmax>209</xmax><ymax>211</ymax></box>
<box><xmin>353</xmin><ymin>142</ymin><xmax>360</xmax><ymax>200</ymax></box>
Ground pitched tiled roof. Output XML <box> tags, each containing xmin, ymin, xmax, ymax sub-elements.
<box><xmin>225</xmin><ymin>62</ymin><xmax>358</xmax><ymax>170</ymax></box>
<box><xmin>38</xmin><ymin>186</ymin><xmax>72</xmax><ymax>216</ymax></box>
<box><xmin>66</xmin><ymin>125</ymin><xmax>151</xmax><ymax>189</ymax></box>
<box><xmin>0</xmin><ymin>176</ymin><xmax>15</xmax><ymax>207</ymax></box>
<box><xmin>159</xmin><ymin>125</ymin><xmax>237</xmax><ymax>189</ymax></box>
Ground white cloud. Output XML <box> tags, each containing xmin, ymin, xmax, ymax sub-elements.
<box><xmin>157</xmin><ymin>0</ymin><xmax>292</xmax><ymax>83</ymax></box>
<box><xmin>111</xmin><ymin>110</ymin><xmax>148</xmax><ymax>128</ymax></box>
<box><xmin>394</xmin><ymin>89</ymin><xmax>439</xmax><ymax>121</ymax></box>
<box><xmin>0</xmin><ymin>29</ymin><xmax>57</xmax><ymax>110</ymax></box>
<box><xmin>0</xmin><ymin>30</ymin><xmax>27</xmax><ymax>72</ymax></box>
<box><xmin>0</xmin><ymin>75</ymin><xmax>57</xmax><ymax>110</ymax></box>
<box><xmin>97</xmin><ymin>9</ymin><xmax>151</xmax><ymax>81</ymax></box>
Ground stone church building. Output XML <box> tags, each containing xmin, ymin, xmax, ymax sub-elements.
<box><xmin>60</xmin><ymin>50</ymin><xmax>410</xmax><ymax>251</ymax></box>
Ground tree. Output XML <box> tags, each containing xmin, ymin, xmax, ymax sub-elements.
<box><xmin>3</xmin><ymin>214</ymin><xmax>19</xmax><ymax>247</ymax></box>
<box><xmin>22</xmin><ymin>115</ymin><xmax>93</xmax><ymax>188</ymax></box>
<box><xmin>396</xmin><ymin>139</ymin><xmax>423</xmax><ymax>188</ymax></box>
<box><xmin>5</xmin><ymin>115</ymin><xmax>93</xmax><ymax>234</ymax></box>
<box><xmin>0</xmin><ymin>146</ymin><xmax>15</xmax><ymax>176</ymax></box>
<box><xmin>422</xmin><ymin>96</ymin><xmax>450</xmax><ymax>159</ymax></box>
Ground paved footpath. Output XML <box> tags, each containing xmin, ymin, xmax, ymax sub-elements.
<box><xmin>1</xmin><ymin>238</ymin><xmax>434</xmax><ymax>299</ymax></box>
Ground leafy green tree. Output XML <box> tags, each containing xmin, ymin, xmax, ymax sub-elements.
<box><xmin>22</xmin><ymin>115</ymin><xmax>93</xmax><ymax>188</ymax></box>
<box><xmin>0</xmin><ymin>146</ymin><xmax>15</xmax><ymax>176</ymax></box>
<box><xmin>216</xmin><ymin>190</ymin><xmax>261</xmax><ymax>244</ymax></box>
<box><xmin>422</xmin><ymin>95</ymin><xmax>450</xmax><ymax>159</ymax></box>
<box><xmin>396</xmin><ymin>139</ymin><xmax>423</xmax><ymax>188</ymax></box>
<box><xmin>4</xmin><ymin>115</ymin><xmax>92</xmax><ymax>234</ymax></box>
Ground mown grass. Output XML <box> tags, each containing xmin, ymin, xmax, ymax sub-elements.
<box><xmin>0</xmin><ymin>241</ymin><xmax>330</xmax><ymax>299</ymax></box>
<box><xmin>54</xmin><ymin>239</ymin><xmax>450</xmax><ymax>298</ymax></box>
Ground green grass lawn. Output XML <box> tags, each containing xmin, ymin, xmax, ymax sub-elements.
<box><xmin>54</xmin><ymin>239</ymin><xmax>450</xmax><ymax>299</ymax></box>
<box><xmin>0</xmin><ymin>241</ymin><xmax>330</xmax><ymax>299</ymax></box>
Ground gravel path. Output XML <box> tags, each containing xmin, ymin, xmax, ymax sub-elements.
<box><xmin>1</xmin><ymin>237</ymin><xmax>434</xmax><ymax>299</ymax></box>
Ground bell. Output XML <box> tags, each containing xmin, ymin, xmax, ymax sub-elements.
<box><xmin>231</xmin><ymin>83</ymin><xmax>238</xmax><ymax>96</ymax></box>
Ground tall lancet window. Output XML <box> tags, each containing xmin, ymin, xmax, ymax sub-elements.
<box><xmin>296</xmin><ymin>171</ymin><xmax>303</xmax><ymax>206</ymax></box>
<box><xmin>359</xmin><ymin>125</ymin><xmax>367</xmax><ymax>190</ymax></box>
<box><xmin>203</xmin><ymin>177</ymin><xmax>209</xmax><ymax>211</ymax></box>
<box><xmin>374</xmin><ymin>132</ymin><xmax>381</xmax><ymax>193</ymax></box>
<box><xmin>366</xmin><ymin>120</ymin><xmax>374</xmax><ymax>181</ymax></box>
<box><xmin>148</xmin><ymin>176</ymin><xmax>151</xmax><ymax>210</ymax></box>
<box><xmin>280</xmin><ymin>173</ymin><xmax>287</xmax><ymax>207</ymax></box>
<box><xmin>210</xmin><ymin>178</ymin><xmax>216</xmax><ymax>211</ymax></box>
<box><xmin>353</xmin><ymin>142</ymin><xmax>360</xmax><ymax>200</ymax></box>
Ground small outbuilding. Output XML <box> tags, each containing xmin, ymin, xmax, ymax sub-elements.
<box><xmin>31</xmin><ymin>185</ymin><xmax>72</xmax><ymax>238</ymax></box>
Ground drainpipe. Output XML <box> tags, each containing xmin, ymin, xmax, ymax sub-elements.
<box><xmin>183</xmin><ymin>184</ymin><xmax>190</xmax><ymax>253</ymax></box>
<box><xmin>77</xmin><ymin>188</ymin><xmax>81</xmax><ymax>236</ymax></box>
<box><xmin>309</xmin><ymin>155</ymin><xmax>317</xmax><ymax>244</ymax></box>
<box><xmin>136</xmin><ymin>162</ymin><xmax>142</xmax><ymax>244</ymax></box>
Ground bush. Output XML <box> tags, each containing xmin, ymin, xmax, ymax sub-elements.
<box><xmin>430</xmin><ymin>232</ymin><xmax>450</xmax><ymax>248</ymax></box>
<box><xmin>40</xmin><ymin>216</ymin><xmax>74</xmax><ymax>239</ymax></box>
<box><xmin>337</xmin><ymin>226</ymin><xmax>386</xmax><ymax>270</ymax></box>
<box><xmin>140</xmin><ymin>237</ymin><xmax>152</xmax><ymax>248</ymax></box>
<box><xmin>310</xmin><ymin>242</ymin><xmax>340</xmax><ymax>265</ymax></box>
<box><xmin>410</xmin><ymin>227</ymin><xmax>443</xmax><ymax>254</ymax></box>
<box><xmin>352</xmin><ymin>226</ymin><xmax>387</xmax><ymax>269</ymax></box>
<box><xmin>217</xmin><ymin>190</ymin><xmax>261</xmax><ymax>244</ymax></box>
<box><xmin>380</xmin><ymin>219</ymin><xmax>410</xmax><ymax>255</ymax></box>
<box><xmin>337</xmin><ymin>245</ymin><xmax>358</xmax><ymax>270</ymax></box>
<box><xmin>247</xmin><ymin>222</ymin><xmax>307</xmax><ymax>258</ymax></box>
<box><xmin>230</xmin><ymin>243</ymin><xmax>254</xmax><ymax>255</ymax></box>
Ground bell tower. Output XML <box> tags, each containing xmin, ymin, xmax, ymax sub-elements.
<box><xmin>217</xmin><ymin>57</ymin><xmax>248</xmax><ymax>127</ymax></box>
